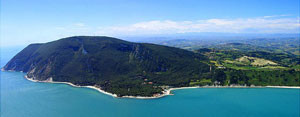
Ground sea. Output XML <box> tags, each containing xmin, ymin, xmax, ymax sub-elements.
<box><xmin>1</xmin><ymin>46</ymin><xmax>299</xmax><ymax>117</ymax></box>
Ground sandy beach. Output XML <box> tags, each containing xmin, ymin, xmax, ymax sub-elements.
<box><xmin>24</xmin><ymin>75</ymin><xmax>119</xmax><ymax>98</ymax></box>
<box><xmin>23</xmin><ymin>75</ymin><xmax>196</xmax><ymax>99</ymax></box>
<box><xmin>23</xmin><ymin>74</ymin><xmax>300</xmax><ymax>99</ymax></box>
<box><xmin>265</xmin><ymin>86</ymin><xmax>300</xmax><ymax>89</ymax></box>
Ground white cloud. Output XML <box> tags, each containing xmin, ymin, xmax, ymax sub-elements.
<box><xmin>262</xmin><ymin>14</ymin><xmax>291</xmax><ymax>18</ymax></box>
<box><xmin>94</xmin><ymin>16</ymin><xmax>299</xmax><ymax>35</ymax></box>
<box><xmin>55</xmin><ymin>16</ymin><xmax>300</xmax><ymax>37</ymax></box>
<box><xmin>74</xmin><ymin>23</ymin><xmax>86</xmax><ymax>27</ymax></box>
<box><xmin>2</xmin><ymin>15</ymin><xmax>299</xmax><ymax>47</ymax></box>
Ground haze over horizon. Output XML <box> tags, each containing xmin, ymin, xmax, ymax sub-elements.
<box><xmin>1</xmin><ymin>0</ymin><xmax>299</xmax><ymax>47</ymax></box>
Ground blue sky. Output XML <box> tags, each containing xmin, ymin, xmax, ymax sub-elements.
<box><xmin>1</xmin><ymin>0</ymin><xmax>299</xmax><ymax>46</ymax></box>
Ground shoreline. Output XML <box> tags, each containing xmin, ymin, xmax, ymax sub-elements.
<box><xmin>23</xmin><ymin>75</ymin><xmax>300</xmax><ymax>99</ymax></box>
<box><xmin>0</xmin><ymin>69</ymin><xmax>290</xmax><ymax>99</ymax></box>
<box><xmin>24</xmin><ymin>75</ymin><xmax>119</xmax><ymax>98</ymax></box>
<box><xmin>265</xmin><ymin>86</ymin><xmax>300</xmax><ymax>89</ymax></box>
<box><xmin>24</xmin><ymin>75</ymin><xmax>173</xmax><ymax>99</ymax></box>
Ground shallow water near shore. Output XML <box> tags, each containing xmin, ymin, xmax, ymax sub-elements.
<box><xmin>1</xmin><ymin>71</ymin><xmax>299</xmax><ymax>117</ymax></box>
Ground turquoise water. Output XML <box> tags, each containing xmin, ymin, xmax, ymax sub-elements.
<box><xmin>1</xmin><ymin>47</ymin><xmax>300</xmax><ymax>117</ymax></box>
<box><xmin>1</xmin><ymin>71</ymin><xmax>299</xmax><ymax>117</ymax></box>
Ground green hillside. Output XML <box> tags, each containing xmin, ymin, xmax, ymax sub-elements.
<box><xmin>3</xmin><ymin>36</ymin><xmax>211</xmax><ymax>97</ymax></box>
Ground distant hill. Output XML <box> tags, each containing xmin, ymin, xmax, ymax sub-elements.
<box><xmin>211</xmin><ymin>43</ymin><xmax>273</xmax><ymax>52</ymax></box>
<box><xmin>152</xmin><ymin>37</ymin><xmax>300</xmax><ymax>55</ymax></box>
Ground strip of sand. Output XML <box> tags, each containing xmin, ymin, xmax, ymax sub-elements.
<box><xmin>24</xmin><ymin>75</ymin><xmax>118</xmax><ymax>97</ymax></box>
<box><xmin>265</xmin><ymin>86</ymin><xmax>300</xmax><ymax>89</ymax></box>
<box><xmin>23</xmin><ymin>75</ymin><xmax>300</xmax><ymax>99</ymax></box>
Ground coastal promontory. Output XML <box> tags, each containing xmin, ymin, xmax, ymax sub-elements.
<box><xmin>3</xmin><ymin>36</ymin><xmax>299</xmax><ymax>97</ymax></box>
<box><xmin>3</xmin><ymin>36</ymin><xmax>212</xmax><ymax>97</ymax></box>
